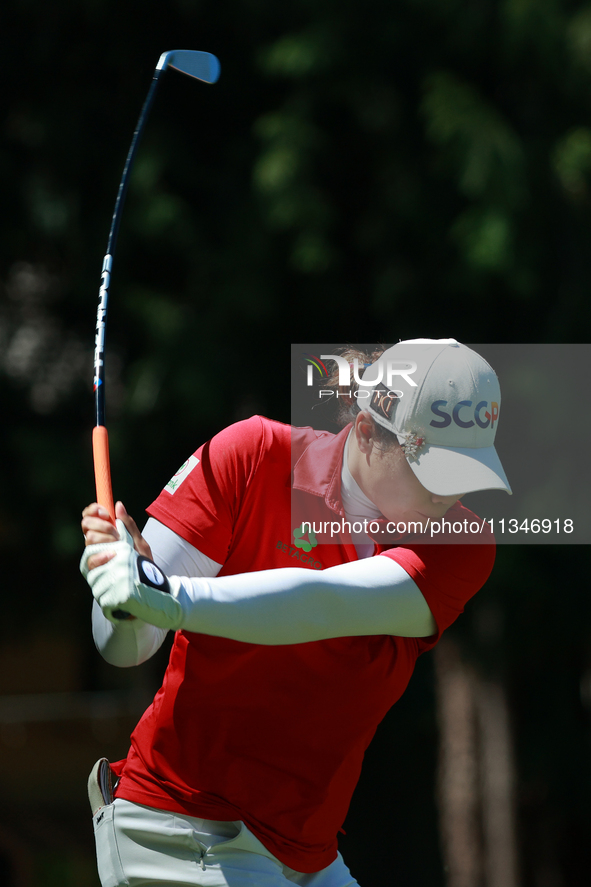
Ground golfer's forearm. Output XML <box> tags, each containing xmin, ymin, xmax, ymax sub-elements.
<box><xmin>175</xmin><ymin>555</ymin><xmax>436</xmax><ymax>644</ymax></box>
<box><xmin>90</xmin><ymin>523</ymin><xmax>224</xmax><ymax>663</ymax></box>
<box><xmin>92</xmin><ymin>600</ymin><xmax>169</xmax><ymax>666</ymax></box>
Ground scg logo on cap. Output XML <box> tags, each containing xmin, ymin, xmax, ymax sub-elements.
<box><xmin>430</xmin><ymin>400</ymin><xmax>499</xmax><ymax>429</ymax></box>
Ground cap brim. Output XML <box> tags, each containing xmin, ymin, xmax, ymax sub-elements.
<box><xmin>408</xmin><ymin>444</ymin><xmax>512</xmax><ymax>496</ymax></box>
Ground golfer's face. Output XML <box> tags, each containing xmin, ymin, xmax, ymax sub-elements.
<box><xmin>365</xmin><ymin>446</ymin><xmax>462</xmax><ymax>526</ymax></box>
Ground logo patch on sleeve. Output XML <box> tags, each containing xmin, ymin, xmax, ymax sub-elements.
<box><xmin>165</xmin><ymin>455</ymin><xmax>200</xmax><ymax>494</ymax></box>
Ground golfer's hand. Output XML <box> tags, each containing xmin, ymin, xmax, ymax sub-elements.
<box><xmin>80</xmin><ymin>518</ymin><xmax>183</xmax><ymax>629</ymax></box>
<box><xmin>81</xmin><ymin>502</ymin><xmax>153</xmax><ymax>571</ymax></box>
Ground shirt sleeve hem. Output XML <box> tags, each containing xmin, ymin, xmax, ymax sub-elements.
<box><xmin>146</xmin><ymin>504</ymin><xmax>229</xmax><ymax>565</ymax></box>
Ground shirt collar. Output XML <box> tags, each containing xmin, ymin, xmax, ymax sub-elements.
<box><xmin>291</xmin><ymin>424</ymin><xmax>427</xmax><ymax>548</ymax></box>
<box><xmin>292</xmin><ymin>425</ymin><xmax>351</xmax><ymax>516</ymax></box>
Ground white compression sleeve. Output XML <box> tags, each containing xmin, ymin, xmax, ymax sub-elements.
<box><xmin>92</xmin><ymin>520</ymin><xmax>222</xmax><ymax>667</ymax></box>
<box><xmin>174</xmin><ymin>555</ymin><xmax>437</xmax><ymax>645</ymax></box>
<box><xmin>91</xmin><ymin>601</ymin><xmax>169</xmax><ymax>667</ymax></box>
<box><xmin>142</xmin><ymin>518</ymin><xmax>223</xmax><ymax>578</ymax></box>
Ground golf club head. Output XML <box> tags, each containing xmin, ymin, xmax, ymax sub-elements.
<box><xmin>157</xmin><ymin>50</ymin><xmax>220</xmax><ymax>84</ymax></box>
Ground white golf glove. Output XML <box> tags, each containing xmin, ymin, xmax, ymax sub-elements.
<box><xmin>80</xmin><ymin>520</ymin><xmax>184</xmax><ymax>630</ymax></box>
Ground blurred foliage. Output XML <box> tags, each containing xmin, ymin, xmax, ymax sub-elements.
<box><xmin>2</xmin><ymin>0</ymin><xmax>591</xmax><ymax>884</ymax></box>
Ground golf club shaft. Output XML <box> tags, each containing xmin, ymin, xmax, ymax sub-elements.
<box><xmin>94</xmin><ymin>69</ymin><xmax>164</xmax><ymax>426</ymax></box>
<box><xmin>90</xmin><ymin>50</ymin><xmax>219</xmax><ymax>617</ymax></box>
<box><xmin>92</xmin><ymin>50</ymin><xmax>220</xmax><ymax>512</ymax></box>
<box><xmin>93</xmin><ymin>68</ymin><xmax>166</xmax><ymax>521</ymax></box>
<box><xmin>107</xmin><ymin>69</ymin><xmax>164</xmax><ymax>258</ymax></box>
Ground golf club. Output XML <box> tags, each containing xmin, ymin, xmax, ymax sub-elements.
<box><xmin>91</xmin><ymin>50</ymin><xmax>220</xmax><ymax>620</ymax></box>
<box><xmin>93</xmin><ymin>49</ymin><xmax>220</xmax><ymax>522</ymax></box>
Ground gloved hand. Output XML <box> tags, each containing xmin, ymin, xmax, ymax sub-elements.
<box><xmin>80</xmin><ymin>520</ymin><xmax>184</xmax><ymax>630</ymax></box>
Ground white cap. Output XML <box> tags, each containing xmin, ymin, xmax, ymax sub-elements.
<box><xmin>357</xmin><ymin>338</ymin><xmax>512</xmax><ymax>496</ymax></box>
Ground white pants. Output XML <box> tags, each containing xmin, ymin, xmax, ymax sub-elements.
<box><xmin>93</xmin><ymin>798</ymin><xmax>360</xmax><ymax>887</ymax></box>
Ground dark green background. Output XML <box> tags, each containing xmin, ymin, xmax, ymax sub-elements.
<box><xmin>1</xmin><ymin>1</ymin><xmax>591</xmax><ymax>884</ymax></box>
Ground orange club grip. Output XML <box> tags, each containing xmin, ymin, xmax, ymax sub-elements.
<box><xmin>92</xmin><ymin>426</ymin><xmax>116</xmax><ymax>525</ymax></box>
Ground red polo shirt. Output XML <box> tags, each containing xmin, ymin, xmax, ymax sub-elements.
<box><xmin>112</xmin><ymin>416</ymin><xmax>495</xmax><ymax>872</ymax></box>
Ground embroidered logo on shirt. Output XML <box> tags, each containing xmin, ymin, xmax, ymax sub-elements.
<box><xmin>293</xmin><ymin>524</ymin><xmax>318</xmax><ymax>552</ymax></box>
<box><xmin>276</xmin><ymin>538</ymin><xmax>323</xmax><ymax>569</ymax></box>
<box><xmin>165</xmin><ymin>455</ymin><xmax>200</xmax><ymax>494</ymax></box>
